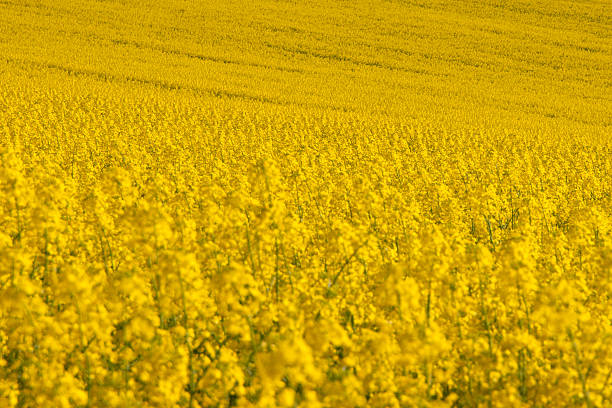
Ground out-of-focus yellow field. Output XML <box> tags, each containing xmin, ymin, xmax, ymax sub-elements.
<box><xmin>1</xmin><ymin>0</ymin><xmax>611</xmax><ymax>407</ymax></box>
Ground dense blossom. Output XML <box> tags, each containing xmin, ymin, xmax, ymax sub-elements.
<box><xmin>1</xmin><ymin>0</ymin><xmax>611</xmax><ymax>407</ymax></box>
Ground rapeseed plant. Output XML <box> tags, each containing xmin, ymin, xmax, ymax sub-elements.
<box><xmin>1</xmin><ymin>0</ymin><xmax>611</xmax><ymax>407</ymax></box>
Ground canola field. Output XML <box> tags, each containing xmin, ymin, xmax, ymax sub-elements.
<box><xmin>1</xmin><ymin>0</ymin><xmax>611</xmax><ymax>407</ymax></box>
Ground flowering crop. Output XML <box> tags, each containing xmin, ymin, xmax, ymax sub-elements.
<box><xmin>0</xmin><ymin>0</ymin><xmax>611</xmax><ymax>407</ymax></box>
